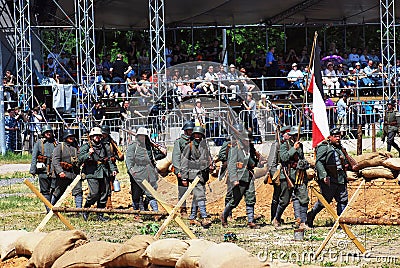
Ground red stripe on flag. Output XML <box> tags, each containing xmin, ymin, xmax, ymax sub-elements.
<box><xmin>312</xmin><ymin>113</ymin><xmax>326</xmax><ymax>148</ymax></box>
<box><xmin>307</xmin><ymin>74</ymin><xmax>314</xmax><ymax>93</ymax></box>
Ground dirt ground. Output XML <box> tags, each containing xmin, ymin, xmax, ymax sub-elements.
<box><xmin>111</xmin><ymin>171</ymin><xmax>400</xmax><ymax>223</ymax></box>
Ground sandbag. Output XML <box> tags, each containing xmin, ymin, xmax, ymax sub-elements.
<box><xmin>346</xmin><ymin>171</ymin><xmax>358</xmax><ymax>181</ymax></box>
<box><xmin>144</xmin><ymin>238</ymin><xmax>190</xmax><ymax>267</ymax></box>
<box><xmin>254</xmin><ymin>165</ymin><xmax>268</xmax><ymax>179</ymax></box>
<box><xmin>27</xmin><ymin>229</ymin><xmax>87</xmax><ymax>268</ymax></box>
<box><xmin>353</xmin><ymin>152</ymin><xmax>391</xmax><ymax>170</ymax></box>
<box><xmin>383</xmin><ymin>158</ymin><xmax>400</xmax><ymax>171</ymax></box>
<box><xmin>101</xmin><ymin>235</ymin><xmax>155</xmax><ymax>268</ymax></box>
<box><xmin>156</xmin><ymin>152</ymin><xmax>172</xmax><ymax>175</ymax></box>
<box><xmin>52</xmin><ymin>241</ymin><xmax>119</xmax><ymax>268</ymax></box>
<box><xmin>360</xmin><ymin>166</ymin><xmax>394</xmax><ymax>179</ymax></box>
<box><xmin>0</xmin><ymin>230</ymin><xmax>28</xmax><ymax>261</ymax></box>
<box><xmin>14</xmin><ymin>232</ymin><xmax>47</xmax><ymax>257</ymax></box>
<box><xmin>175</xmin><ymin>239</ymin><xmax>216</xmax><ymax>268</ymax></box>
<box><xmin>306</xmin><ymin>168</ymin><xmax>315</xmax><ymax>179</ymax></box>
<box><xmin>198</xmin><ymin>243</ymin><xmax>268</xmax><ymax>268</ymax></box>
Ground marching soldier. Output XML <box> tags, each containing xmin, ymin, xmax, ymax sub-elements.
<box><xmin>272</xmin><ymin>126</ymin><xmax>310</xmax><ymax>230</ymax></box>
<box><xmin>382</xmin><ymin>100</ymin><xmax>400</xmax><ymax>154</ymax></box>
<box><xmin>220</xmin><ymin>129</ymin><xmax>260</xmax><ymax>229</ymax></box>
<box><xmin>101</xmin><ymin>125</ymin><xmax>124</xmax><ymax>209</ymax></box>
<box><xmin>51</xmin><ymin>129</ymin><xmax>82</xmax><ymax>210</ymax></box>
<box><xmin>125</xmin><ymin>127</ymin><xmax>166</xmax><ymax>215</ymax></box>
<box><xmin>266</xmin><ymin>125</ymin><xmax>290</xmax><ymax>223</ymax></box>
<box><xmin>30</xmin><ymin>125</ymin><xmax>58</xmax><ymax>212</ymax></box>
<box><xmin>307</xmin><ymin>128</ymin><xmax>349</xmax><ymax>227</ymax></box>
<box><xmin>172</xmin><ymin>121</ymin><xmax>195</xmax><ymax>217</ymax></box>
<box><xmin>79</xmin><ymin>127</ymin><xmax>118</xmax><ymax>221</ymax></box>
<box><xmin>181</xmin><ymin>126</ymin><xmax>214</xmax><ymax>228</ymax></box>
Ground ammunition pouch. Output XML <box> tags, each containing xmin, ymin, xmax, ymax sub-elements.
<box><xmin>37</xmin><ymin>155</ymin><xmax>47</xmax><ymax>163</ymax></box>
<box><xmin>236</xmin><ymin>162</ymin><xmax>244</xmax><ymax>169</ymax></box>
<box><xmin>60</xmin><ymin>161</ymin><xmax>74</xmax><ymax>171</ymax></box>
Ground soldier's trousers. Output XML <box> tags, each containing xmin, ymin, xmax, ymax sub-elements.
<box><xmin>85</xmin><ymin>177</ymin><xmax>109</xmax><ymax>208</ymax></box>
<box><xmin>387</xmin><ymin>131</ymin><xmax>400</xmax><ymax>153</ymax></box>
<box><xmin>177</xmin><ymin>177</ymin><xmax>188</xmax><ymax>208</ymax></box>
<box><xmin>271</xmin><ymin>183</ymin><xmax>282</xmax><ymax>222</ymax></box>
<box><xmin>310</xmin><ymin>181</ymin><xmax>348</xmax><ymax>218</ymax></box>
<box><xmin>129</xmin><ymin>174</ymin><xmax>157</xmax><ymax>210</ymax></box>
<box><xmin>52</xmin><ymin>176</ymin><xmax>82</xmax><ymax>205</ymax></box>
<box><xmin>275</xmin><ymin>179</ymin><xmax>309</xmax><ymax>223</ymax></box>
<box><xmin>38</xmin><ymin>174</ymin><xmax>53</xmax><ymax>202</ymax></box>
<box><xmin>227</xmin><ymin>179</ymin><xmax>256</xmax><ymax>208</ymax></box>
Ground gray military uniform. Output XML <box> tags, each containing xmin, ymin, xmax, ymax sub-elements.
<box><xmin>51</xmin><ymin>141</ymin><xmax>82</xmax><ymax>205</ymax></box>
<box><xmin>30</xmin><ymin>138</ymin><xmax>57</xmax><ymax>206</ymax></box>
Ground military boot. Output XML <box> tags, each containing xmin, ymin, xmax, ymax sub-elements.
<box><xmin>82</xmin><ymin>203</ymin><xmax>91</xmax><ymax>221</ymax></box>
<box><xmin>97</xmin><ymin>213</ymin><xmax>110</xmax><ymax>222</ymax></box>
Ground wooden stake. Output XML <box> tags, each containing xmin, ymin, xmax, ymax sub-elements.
<box><xmin>24</xmin><ymin>179</ymin><xmax>74</xmax><ymax>231</ymax></box>
<box><xmin>142</xmin><ymin>180</ymin><xmax>197</xmax><ymax>239</ymax></box>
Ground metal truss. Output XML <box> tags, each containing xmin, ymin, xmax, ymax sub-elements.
<box><xmin>149</xmin><ymin>0</ymin><xmax>166</xmax><ymax>97</ymax></box>
<box><xmin>77</xmin><ymin>0</ymin><xmax>97</xmax><ymax>131</ymax></box>
<box><xmin>380</xmin><ymin>0</ymin><xmax>397</xmax><ymax>102</ymax></box>
<box><xmin>14</xmin><ymin>0</ymin><xmax>33</xmax><ymax>110</ymax></box>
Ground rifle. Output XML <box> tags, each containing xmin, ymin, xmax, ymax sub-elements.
<box><xmin>340</xmin><ymin>144</ymin><xmax>359</xmax><ymax>171</ymax></box>
<box><xmin>110</xmin><ymin>138</ymin><xmax>124</xmax><ymax>161</ymax></box>
<box><xmin>121</xmin><ymin>128</ymin><xmax>167</xmax><ymax>156</ymax></box>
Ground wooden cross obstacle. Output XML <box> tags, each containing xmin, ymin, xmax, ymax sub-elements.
<box><xmin>142</xmin><ymin>176</ymin><xmax>200</xmax><ymax>239</ymax></box>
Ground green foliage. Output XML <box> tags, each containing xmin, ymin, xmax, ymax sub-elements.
<box><xmin>0</xmin><ymin>152</ymin><xmax>32</xmax><ymax>164</ymax></box>
<box><xmin>140</xmin><ymin>223</ymin><xmax>160</xmax><ymax>235</ymax></box>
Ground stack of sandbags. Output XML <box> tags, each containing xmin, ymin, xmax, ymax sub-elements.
<box><xmin>144</xmin><ymin>238</ymin><xmax>190</xmax><ymax>267</ymax></box>
<box><xmin>26</xmin><ymin>229</ymin><xmax>88</xmax><ymax>268</ymax></box>
<box><xmin>360</xmin><ymin>166</ymin><xmax>395</xmax><ymax>180</ymax></box>
<box><xmin>353</xmin><ymin>152</ymin><xmax>391</xmax><ymax>170</ymax></box>
<box><xmin>52</xmin><ymin>241</ymin><xmax>120</xmax><ymax>268</ymax></box>
<box><xmin>351</xmin><ymin>152</ymin><xmax>397</xmax><ymax>181</ymax></box>
<box><xmin>100</xmin><ymin>235</ymin><xmax>155</xmax><ymax>267</ymax></box>
<box><xmin>198</xmin><ymin>242</ymin><xmax>269</xmax><ymax>268</ymax></box>
<box><xmin>175</xmin><ymin>239</ymin><xmax>216</xmax><ymax>268</ymax></box>
<box><xmin>14</xmin><ymin>232</ymin><xmax>48</xmax><ymax>257</ymax></box>
<box><xmin>0</xmin><ymin>230</ymin><xmax>28</xmax><ymax>261</ymax></box>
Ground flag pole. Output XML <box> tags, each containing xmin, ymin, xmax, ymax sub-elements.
<box><xmin>297</xmin><ymin>31</ymin><xmax>318</xmax><ymax>141</ymax></box>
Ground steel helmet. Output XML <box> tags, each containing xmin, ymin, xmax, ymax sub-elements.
<box><xmin>182</xmin><ymin>121</ymin><xmax>195</xmax><ymax>131</ymax></box>
<box><xmin>101</xmin><ymin>125</ymin><xmax>111</xmax><ymax>134</ymax></box>
<box><xmin>63</xmin><ymin>129</ymin><xmax>76</xmax><ymax>140</ymax></box>
<box><xmin>41</xmin><ymin>125</ymin><xmax>53</xmax><ymax>135</ymax></box>
<box><xmin>192</xmin><ymin>126</ymin><xmax>205</xmax><ymax>136</ymax></box>
<box><xmin>89</xmin><ymin>127</ymin><xmax>102</xmax><ymax>136</ymax></box>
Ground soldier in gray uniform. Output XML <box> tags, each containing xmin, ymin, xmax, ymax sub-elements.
<box><xmin>79</xmin><ymin>127</ymin><xmax>118</xmax><ymax>221</ymax></box>
<box><xmin>101</xmin><ymin>125</ymin><xmax>124</xmax><ymax>209</ymax></box>
<box><xmin>383</xmin><ymin>100</ymin><xmax>400</xmax><ymax>154</ymax></box>
<box><xmin>181</xmin><ymin>126</ymin><xmax>213</xmax><ymax>228</ymax></box>
<box><xmin>221</xmin><ymin>130</ymin><xmax>260</xmax><ymax>229</ymax></box>
<box><xmin>125</xmin><ymin>127</ymin><xmax>166</xmax><ymax>213</ymax></box>
<box><xmin>172</xmin><ymin>121</ymin><xmax>195</xmax><ymax>217</ymax></box>
<box><xmin>51</xmin><ymin>129</ymin><xmax>82</xmax><ymax>210</ymax></box>
<box><xmin>266</xmin><ymin>125</ymin><xmax>290</xmax><ymax>223</ymax></box>
<box><xmin>272</xmin><ymin>126</ymin><xmax>310</xmax><ymax>230</ymax></box>
<box><xmin>307</xmin><ymin>128</ymin><xmax>349</xmax><ymax>227</ymax></box>
<box><xmin>30</xmin><ymin>125</ymin><xmax>58</xmax><ymax>212</ymax></box>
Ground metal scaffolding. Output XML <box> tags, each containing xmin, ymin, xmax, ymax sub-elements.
<box><xmin>380</xmin><ymin>0</ymin><xmax>397</xmax><ymax>102</ymax></box>
<box><xmin>149</xmin><ymin>0</ymin><xmax>166</xmax><ymax>97</ymax></box>
<box><xmin>14</xmin><ymin>0</ymin><xmax>33</xmax><ymax>110</ymax></box>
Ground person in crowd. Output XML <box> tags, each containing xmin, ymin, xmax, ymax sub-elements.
<box><xmin>242</xmin><ymin>92</ymin><xmax>260</xmax><ymax>143</ymax></box>
<box><xmin>79</xmin><ymin>127</ymin><xmax>118</xmax><ymax>221</ymax></box>
<box><xmin>287</xmin><ymin>63</ymin><xmax>304</xmax><ymax>91</ymax></box>
<box><xmin>138</xmin><ymin>48</ymin><xmax>151</xmax><ymax>71</ymax></box>
<box><xmin>239</xmin><ymin>68</ymin><xmax>255</xmax><ymax>93</ymax></box>
<box><xmin>323</xmin><ymin>62</ymin><xmax>340</xmax><ymax>96</ymax></box>
<box><xmin>181</xmin><ymin>126</ymin><xmax>214</xmax><ymax>228</ymax></box>
<box><xmin>204</xmin><ymin>65</ymin><xmax>218</xmax><ymax>94</ymax></box>
<box><xmin>119</xmin><ymin>100</ymin><xmax>131</xmax><ymax>121</ymax></box>
<box><xmin>3</xmin><ymin>70</ymin><xmax>16</xmax><ymax>107</ymax></box>
<box><xmin>382</xmin><ymin>100</ymin><xmax>400</xmax><ymax>154</ymax></box>
<box><xmin>5</xmin><ymin>108</ymin><xmax>18</xmax><ymax>152</ymax></box>
<box><xmin>110</xmin><ymin>54</ymin><xmax>130</xmax><ymax>100</ymax></box>
<box><xmin>127</xmin><ymin>39</ymin><xmax>138</xmax><ymax>64</ymax></box>
<box><xmin>336</xmin><ymin>93</ymin><xmax>348</xmax><ymax>137</ymax></box>
<box><xmin>257</xmin><ymin>94</ymin><xmax>269</xmax><ymax>142</ymax></box>
<box><xmin>265</xmin><ymin>47</ymin><xmax>278</xmax><ymax>88</ymax></box>
<box><xmin>206</xmin><ymin>39</ymin><xmax>222</xmax><ymax>62</ymax></box>
<box><xmin>363</xmin><ymin>60</ymin><xmax>378</xmax><ymax>89</ymax></box>
<box><xmin>51</xmin><ymin>129</ymin><xmax>82</xmax><ymax>213</ymax></box>
<box><xmin>221</xmin><ymin>127</ymin><xmax>260</xmax><ymax>229</ymax></box>
<box><xmin>272</xmin><ymin>126</ymin><xmax>310</xmax><ymax>230</ymax></box>
<box><xmin>307</xmin><ymin>128</ymin><xmax>349</xmax><ymax>227</ymax></box>
<box><xmin>172</xmin><ymin>121</ymin><xmax>195</xmax><ymax>217</ymax></box>
<box><xmin>30</xmin><ymin>125</ymin><xmax>58</xmax><ymax>212</ymax></box>
<box><xmin>92</xmin><ymin>101</ymin><xmax>105</xmax><ymax>126</ymax></box>
<box><xmin>102</xmin><ymin>54</ymin><xmax>112</xmax><ymax>71</ymax></box>
<box><xmin>101</xmin><ymin>125</ymin><xmax>124</xmax><ymax>209</ymax></box>
<box><xmin>348</xmin><ymin>47</ymin><xmax>360</xmax><ymax>64</ymax></box>
<box><xmin>125</xmin><ymin>127</ymin><xmax>166</xmax><ymax>219</ymax></box>
<box><xmin>192</xmin><ymin>98</ymin><xmax>206</xmax><ymax>127</ymax></box>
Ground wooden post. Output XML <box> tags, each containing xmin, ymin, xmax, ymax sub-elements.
<box><xmin>357</xmin><ymin>124</ymin><xmax>362</xmax><ymax>155</ymax></box>
<box><xmin>24</xmin><ymin>179</ymin><xmax>74</xmax><ymax>231</ymax></box>
<box><xmin>154</xmin><ymin>176</ymin><xmax>200</xmax><ymax>239</ymax></box>
<box><xmin>142</xmin><ymin>180</ymin><xmax>197</xmax><ymax>239</ymax></box>
<box><xmin>371</xmin><ymin>123</ymin><xmax>376</xmax><ymax>152</ymax></box>
<box><xmin>340</xmin><ymin>217</ymin><xmax>400</xmax><ymax>225</ymax></box>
